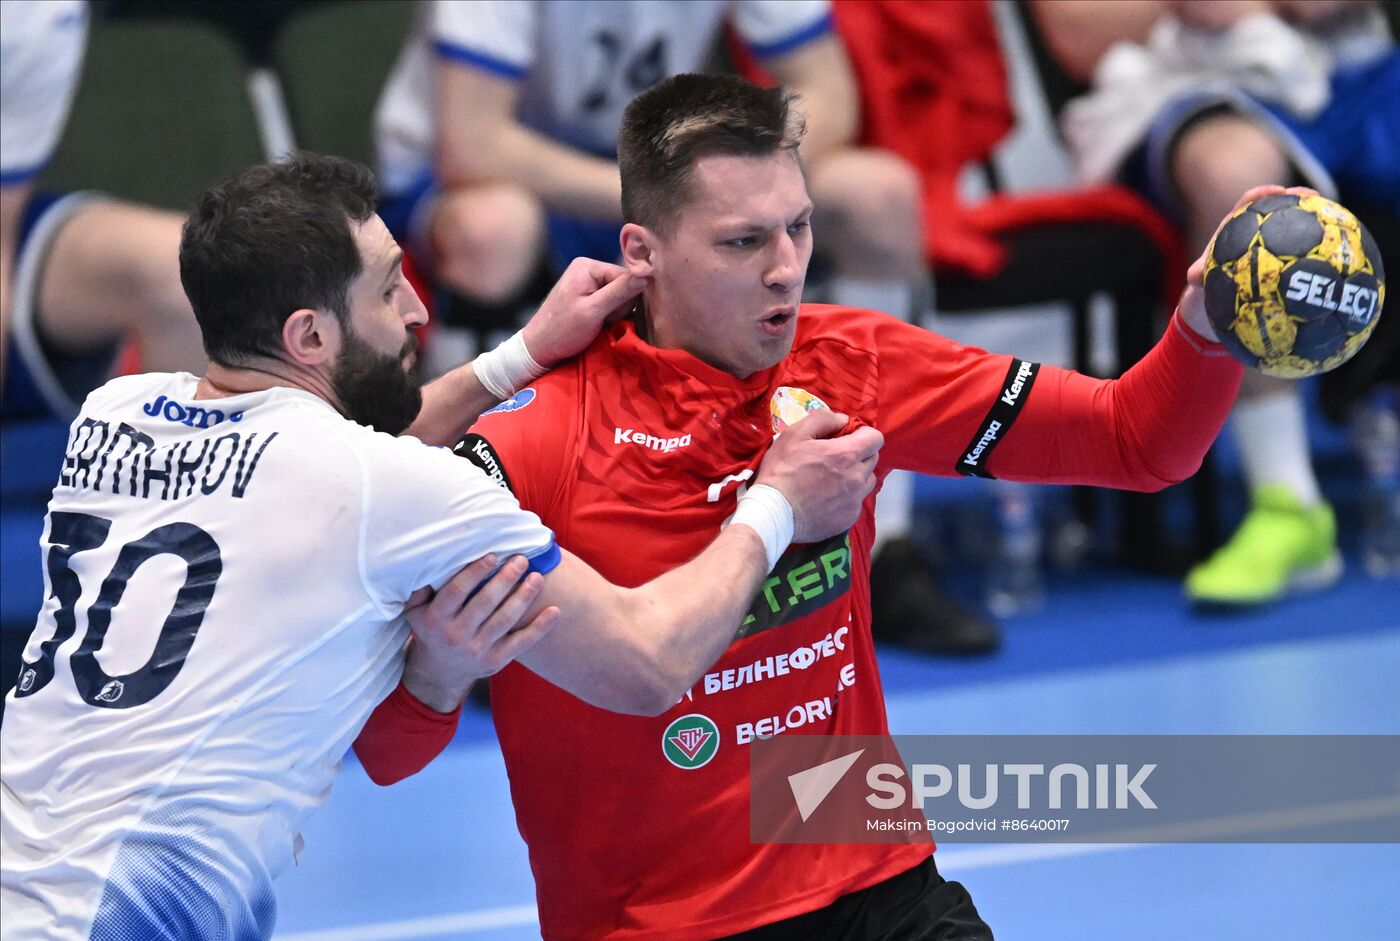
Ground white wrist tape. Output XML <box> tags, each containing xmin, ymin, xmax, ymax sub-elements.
<box><xmin>728</xmin><ymin>484</ymin><xmax>795</xmax><ymax>572</ymax></box>
<box><xmin>474</xmin><ymin>330</ymin><xmax>546</xmax><ymax>400</ymax></box>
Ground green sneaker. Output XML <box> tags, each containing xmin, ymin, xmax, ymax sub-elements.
<box><xmin>1185</xmin><ymin>484</ymin><xmax>1342</xmax><ymax>605</ymax></box>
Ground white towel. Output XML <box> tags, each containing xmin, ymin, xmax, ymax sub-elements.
<box><xmin>1064</xmin><ymin>12</ymin><xmax>1332</xmax><ymax>185</ymax></box>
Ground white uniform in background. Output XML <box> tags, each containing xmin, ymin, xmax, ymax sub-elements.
<box><xmin>374</xmin><ymin>0</ymin><xmax>832</xmax><ymax>195</ymax></box>
<box><xmin>1</xmin><ymin>0</ymin><xmax>106</xmax><ymax>419</ymax></box>
<box><xmin>0</xmin><ymin>372</ymin><xmax>558</xmax><ymax>940</ymax></box>
<box><xmin>0</xmin><ymin>0</ymin><xmax>87</xmax><ymax>184</ymax></box>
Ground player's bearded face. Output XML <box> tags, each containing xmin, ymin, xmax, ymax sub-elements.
<box><xmin>646</xmin><ymin>152</ymin><xmax>812</xmax><ymax>379</ymax></box>
<box><xmin>331</xmin><ymin>325</ymin><xmax>422</xmax><ymax>435</ymax></box>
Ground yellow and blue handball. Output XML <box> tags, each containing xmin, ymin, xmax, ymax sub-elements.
<box><xmin>1204</xmin><ymin>193</ymin><xmax>1385</xmax><ymax>378</ymax></box>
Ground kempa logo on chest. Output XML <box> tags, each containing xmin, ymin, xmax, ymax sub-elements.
<box><xmin>613</xmin><ymin>427</ymin><xmax>693</xmax><ymax>453</ymax></box>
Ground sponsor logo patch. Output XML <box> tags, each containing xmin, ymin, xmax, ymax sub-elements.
<box><xmin>483</xmin><ymin>388</ymin><xmax>536</xmax><ymax>415</ymax></box>
<box><xmin>663</xmin><ymin>713</ymin><xmax>720</xmax><ymax>769</ymax></box>
<box><xmin>737</xmin><ymin>532</ymin><xmax>853</xmax><ymax>639</ymax></box>
<box><xmin>143</xmin><ymin>395</ymin><xmax>244</xmax><ymax>428</ymax></box>
<box><xmin>770</xmin><ymin>387</ymin><xmax>829</xmax><ymax>433</ymax></box>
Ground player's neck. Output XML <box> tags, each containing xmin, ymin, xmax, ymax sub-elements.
<box><xmin>197</xmin><ymin>359</ymin><xmax>340</xmax><ymax>410</ymax></box>
<box><xmin>642</xmin><ymin>309</ymin><xmax>773</xmax><ymax>380</ymax></box>
<box><xmin>640</xmin><ymin>298</ymin><xmax>748</xmax><ymax>379</ymax></box>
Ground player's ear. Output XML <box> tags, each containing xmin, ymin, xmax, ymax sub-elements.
<box><xmin>620</xmin><ymin>223</ymin><xmax>656</xmax><ymax>277</ymax></box>
<box><xmin>281</xmin><ymin>307</ymin><xmax>338</xmax><ymax>367</ymax></box>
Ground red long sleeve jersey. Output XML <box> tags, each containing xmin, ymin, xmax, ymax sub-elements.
<box><xmin>357</xmin><ymin>306</ymin><xmax>1241</xmax><ymax>940</ymax></box>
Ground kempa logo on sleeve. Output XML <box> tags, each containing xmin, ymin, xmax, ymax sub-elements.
<box><xmin>614</xmin><ymin>427</ymin><xmax>692</xmax><ymax>453</ymax></box>
<box><xmin>961</xmin><ymin>420</ymin><xmax>1003</xmax><ymax>470</ymax></box>
<box><xmin>956</xmin><ymin>359</ymin><xmax>1039</xmax><ymax>480</ymax></box>
<box><xmin>453</xmin><ymin>433</ymin><xmax>514</xmax><ymax>493</ymax></box>
<box><xmin>999</xmin><ymin>359</ymin><xmax>1035</xmax><ymax>407</ymax></box>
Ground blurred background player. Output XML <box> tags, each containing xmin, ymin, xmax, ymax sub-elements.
<box><xmin>0</xmin><ymin>0</ymin><xmax>204</xmax><ymax>421</ymax></box>
<box><xmin>372</xmin><ymin>0</ymin><xmax>994</xmax><ymax>654</ymax></box>
<box><xmin>1042</xmin><ymin>0</ymin><xmax>1399</xmax><ymax>605</ymax></box>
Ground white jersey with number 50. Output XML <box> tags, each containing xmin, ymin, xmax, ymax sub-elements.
<box><xmin>0</xmin><ymin>372</ymin><xmax>558</xmax><ymax>941</ymax></box>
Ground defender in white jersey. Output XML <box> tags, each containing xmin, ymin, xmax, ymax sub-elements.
<box><xmin>2</xmin><ymin>371</ymin><xmax>560</xmax><ymax>940</ymax></box>
<box><xmin>0</xmin><ymin>153</ymin><xmax>880</xmax><ymax>940</ymax></box>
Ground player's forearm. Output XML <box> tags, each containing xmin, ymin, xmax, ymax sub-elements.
<box><xmin>790</xmin><ymin>88</ymin><xmax>858</xmax><ymax>167</ymax></box>
<box><xmin>401</xmin><ymin>362</ymin><xmax>499</xmax><ymax>446</ymax></box>
<box><xmin>993</xmin><ymin>311</ymin><xmax>1242</xmax><ymax>490</ymax></box>
<box><xmin>519</xmin><ymin>526</ymin><xmax>772</xmax><ymax>717</ymax></box>
<box><xmin>439</xmin><ymin>122</ymin><xmax>622</xmax><ymax>220</ymax></box>
<box><xmin>398</xmin><ymin>637</ymin><xmax>474</xmax><ymax>713</ymax></box>
<box><xmin>353</xmin><ymin>680</ymin><xmax>461</xmax><ymax>786</ymax></box>
<box><xmin>620</xmin><ymin>525</ymin><xmax>772</xmax><ymax>713</ymax></box>
<box><xmin>1107</xmin><ymin>312</ymin><xmax>1244</xmax><ymax>487</ymax></box>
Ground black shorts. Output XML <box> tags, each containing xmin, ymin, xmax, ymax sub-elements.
<box><xmin>722</xmin><ymin>856</ymin><xmax>993</xmax><ymax>941</ymax></box>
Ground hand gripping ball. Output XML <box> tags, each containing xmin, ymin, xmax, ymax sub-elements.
<box><xmin>1203</xmin><ymin>193</ymin><xmax>1385</xmax><ymax>378</ymax></box>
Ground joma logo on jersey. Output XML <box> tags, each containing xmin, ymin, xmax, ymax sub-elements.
<box><xmin>614</xmin><ymin>427</ymin><xmax>692</xmax><ymax>453</ymax></box>
<box><xmin>1285</xmin><ymin>270</ymin><xmax>1379</xmax><ymax>325</ymax></box>
<box><xmin>143</xmin><ymin>395</ymin><xmax>245</xmax><ymax>429</ymax></box>
<box><xmin>663</xmin><ymin>713</ymin><xmax>720</xmax><ymax>769</ymax></box>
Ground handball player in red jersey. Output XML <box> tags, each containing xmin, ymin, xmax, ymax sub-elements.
<box><xmin>355</xmin><ymin>74</ymin><xmax>1294</xmax><ymax>939</ymax></box>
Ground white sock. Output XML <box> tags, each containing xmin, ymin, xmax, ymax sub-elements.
<box><xmin>830</xmin><ymin>276</ymin><xmax>915</xmax><ymax>323</ymax></box>
<box><xmin>874</xmin><ymin>469</ymin><xmax>914</xmax><ymax>552</ymax></box>
<box><xmin>1233</xmin><ymin>392</ymin><xmax>1322</xmax><ymax>507</ymax></box>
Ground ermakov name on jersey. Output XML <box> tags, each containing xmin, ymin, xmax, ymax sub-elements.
<box><xmin>59</xmin><ymin>416</ymin><xmax>279</xmax><ymax>501</ymax></box>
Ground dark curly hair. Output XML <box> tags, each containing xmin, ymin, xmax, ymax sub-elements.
<box><xmin>179</xmin><ymin>152</ymin><xmax>379</xmax><ymax>366</ymax></box>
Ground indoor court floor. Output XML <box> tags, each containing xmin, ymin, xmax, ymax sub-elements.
<box><xmin>272</xmin><ymin>563</ymin><xmax>1400</xmax><ymax>941</ymax></box>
